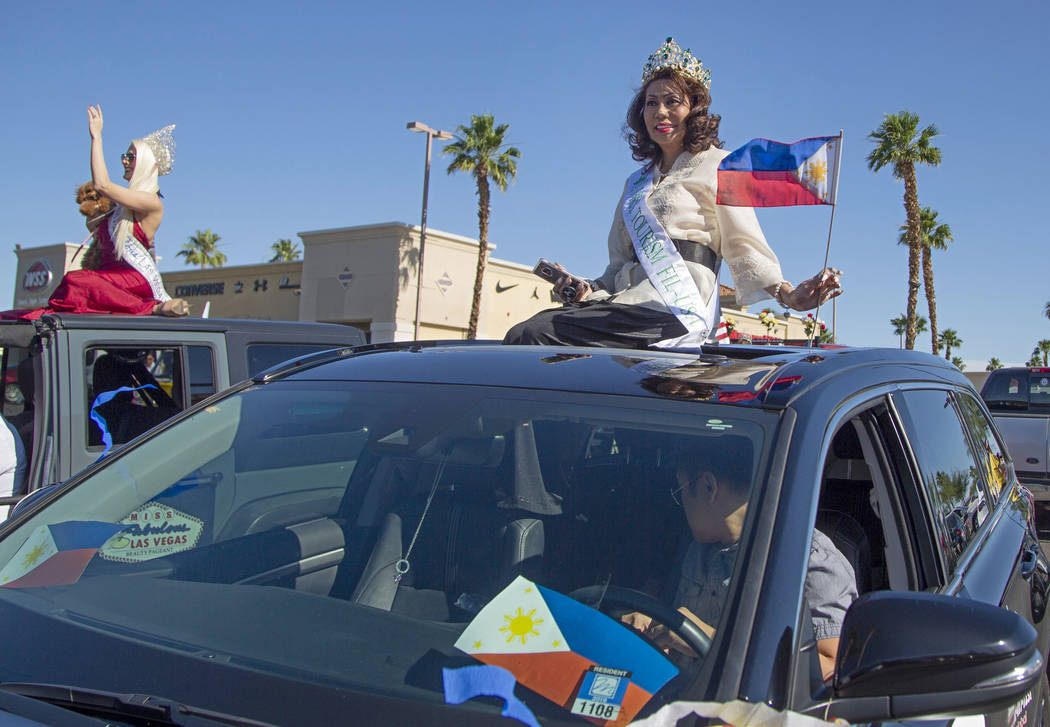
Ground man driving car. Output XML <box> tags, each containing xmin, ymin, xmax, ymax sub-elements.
<box><xmin>628</xmin><ymin>436</ymin><xmax>856</xmax><ymax>681</ymax></box>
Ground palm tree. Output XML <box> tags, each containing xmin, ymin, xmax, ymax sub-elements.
<box><xmin>898</xmin><ymin>207</ymin><xmax>952</xmax><ymax>354</ymax></box>
<box><xmin>938</xmin><ymin>328</ymin><xmax>962</xmax><ymax>361</ymax></box>
<box><xmin>443</xmin><ymin>114</ymin><xmax>521</xmax><ymax>339</ymax></box>
<box><xmin>986</xmin><ymin>357</ymin><xmax>1003</xmax><ymax>371</ymax></box>
<box><xmin>1028</xmin><ymin>349</ymin><xmax>1043</xmax><ymax>367</ymax></box>
<box><xmin>891</xmin><ymin>313</ymin><xmax>927</xmax><ymax>348</ymax></box>
<box><xmin>867</xmin><ymin>111</ymin><xmax>942</xmax><ymax>350</ymax></box>
<box><xmin>951</xmin><ymin>356</ymin><xmax>965</xmax><ymax>371</ymax></box>
<box><xmin>1039</xmin><ymin>339</ymin><xmax>1050</xmax><ymax>366</ymax></box>
<box><xmin>890</xmin><ymin>315</ymin><xmax>907</xmax><ymax>348</ymax></box>
<box><xmin>178</xmin><ymin>229</ymin><xmax>226</xmax><ymax>270</ymax></box>
<box><xmin>269</xmin><ymin>238</ymin><xmax>301</xmax><ymax>262</ymax></box>
<box><xmin>1045</xmin><ymin>300</ymin><xmax>1050</xmax><ymax>321</ymax></box>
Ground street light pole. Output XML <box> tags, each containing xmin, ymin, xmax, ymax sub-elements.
<box><xmin>406</xmin><ymin>121</ymin><xmax>454</xmax><ymax>341</ymax></box>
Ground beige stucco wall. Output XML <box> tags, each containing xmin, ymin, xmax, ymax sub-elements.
<box><xmin>160</xmin><ymin>262</ymin><xmax>303</xmax><ymax>321</ymax></box>
<box><xmin>298</xmin><ymin>223</ymin><xmax>555</xmax><ymax>342</ymax></box>
<box><xmin>298</xmin><ymin>224</ymin><xmax>402</xmax><ymax>335</ymax></box>
<box><xmin>391</xmin><ymin>225</ymin><xmax>556</xmax><ymax>341</ymax></box>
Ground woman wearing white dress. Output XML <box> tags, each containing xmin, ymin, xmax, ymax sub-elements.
<box><xmin>505</xmin><ymin>38</ymin><xmax>841</xmax><ymax>348</ymax></box>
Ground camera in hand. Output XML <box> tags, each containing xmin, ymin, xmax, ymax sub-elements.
<box><xmin>533</xmin><ymin>258</ymin><xmax>578</xmax><ymax>302</ymax></box>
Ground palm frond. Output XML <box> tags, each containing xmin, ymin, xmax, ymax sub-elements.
<box><xmin>867</xmin><ymin>111</ymin><xmax>942</xmax><ymax>179</ymax></box>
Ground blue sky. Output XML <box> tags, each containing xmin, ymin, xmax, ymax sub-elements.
<box><xmin>3</xmin><ymin>0</ymin><xmax>1047</xmax><ymax>367</ymax></box>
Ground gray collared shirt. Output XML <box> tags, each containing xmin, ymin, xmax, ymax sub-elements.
<box><xmin>674</xmin><ymin>529</ymin><xmax>856</xmax><ymax>641</ymax></box>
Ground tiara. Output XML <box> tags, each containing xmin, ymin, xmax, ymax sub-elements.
<box><xmin>139</xmin><ymin>124</ymin><xmax>176</xmax><ymax>176</ymax></box>
<box><xmin>642</xmin><ymin>38</ymin><xmax>711</xmax><ymax>89</ymax></box>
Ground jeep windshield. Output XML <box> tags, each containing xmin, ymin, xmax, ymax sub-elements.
<box><xmin>0</xmin><ymin>379</ymin><xmax>774</xmax><ymax>724</ymax></box>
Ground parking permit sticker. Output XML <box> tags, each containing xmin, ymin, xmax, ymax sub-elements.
<box><xmin>99</xmin><ymin>502</ymin><xmax>203</xmax><ymax>563</ymax></box>
<box><xmin>570</xmin><ymin>666</ymin><xmax>630</xmax><ymax>722</ymax></box>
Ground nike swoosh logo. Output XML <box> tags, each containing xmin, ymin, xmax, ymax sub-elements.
<box><xmin>495</xmin><ymin>281</ymin><xmax>519</xmax><ymax>293</ymax></box>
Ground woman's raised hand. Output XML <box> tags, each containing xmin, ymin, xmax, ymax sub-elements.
<box><xmin>785</xmin><ymin>267</ymin><xmax>843</xmax><ymax>311</ymax></box>
<box><xmin>87</xmin><ymin>105</ymin><xmax>104</xmax><ymax>139</ymax></box>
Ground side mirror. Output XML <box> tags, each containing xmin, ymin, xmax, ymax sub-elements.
<box><xmin>828</xmin><ymin>591</ymin><xmax>1042</xmax><ymax>722</ymax></box>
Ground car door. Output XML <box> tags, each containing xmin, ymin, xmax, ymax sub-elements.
<box><xmin>61</xmin><ymin>328</ymin><xmax>230</xmax><ymax>482</ymax></box>
<box><xmin>783</xmin><ymin>387</ymin><xmax>1048</xmax><ymax>727</ymax></box>
<box><xmin>891</xmin><ymin>386</ymin><xmax>1050</xmax><ymax>726</ymax></box>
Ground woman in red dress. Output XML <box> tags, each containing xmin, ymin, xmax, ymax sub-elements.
<box><xmin>22</xmin><ymin>107</ymin><xmax>188</xmax><ymax>318</ymax></box>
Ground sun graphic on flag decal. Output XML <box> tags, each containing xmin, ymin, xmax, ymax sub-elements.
<box><xmin>500</xmin><ymin>606</ymin><xmax>544</xmax><ymax>645</ymax></box>
<box><xmin>21</xmin><ymin>543</ymin><xmax>49</xmax><ymax>568</ymax></box>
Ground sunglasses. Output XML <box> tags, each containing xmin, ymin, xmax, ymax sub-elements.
<box><xmin>121</xmin><ymin>151</ymin><xmax>136</xmax><ymax>164</ymax></box>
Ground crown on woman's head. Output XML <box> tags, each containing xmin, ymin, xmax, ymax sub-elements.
<box><xmin>139</xmin><ymin>124</ymin><xmax>176</xmax><ymax>176</ymax></box>
<box><xmin>642</xmin><ymin>38</ymin><xmax>711</xmax><ymax>89</ymax></box>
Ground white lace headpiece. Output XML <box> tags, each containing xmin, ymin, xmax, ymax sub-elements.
<box><xmin>110</xmin><ymin>124</ymin><xmax>175</xmax><ymax>261</ymax></box>
<box><xmin>137</xmin><ymin>124</ymin><xmax>176</xmax><ymax>176</ymax></box>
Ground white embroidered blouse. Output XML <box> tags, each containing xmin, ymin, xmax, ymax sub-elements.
<box><xmin>593</xmin><ymin>147</ymin><xmax>783</xmax><ymax>311</ymax></box>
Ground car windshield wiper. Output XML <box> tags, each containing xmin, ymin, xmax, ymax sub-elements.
<box><xmin>0</xmin><ymin>682</ymin><xmax>277</xmax><ymax>727</ymax></box>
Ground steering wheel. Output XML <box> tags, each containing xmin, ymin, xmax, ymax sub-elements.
<box><xmin>567</xmin><ymin>585</ymin><xmax>712</xmax><ymax>658</ymax></box>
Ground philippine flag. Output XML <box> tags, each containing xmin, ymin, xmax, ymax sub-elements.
<box><xmin>717</xmin><ymin>136</ymin><xmax>840</xmax><ymax>207</ymax></box>
<box><xmin>454</xmin><ymin>576</ymin><xmax>678</xmax><ymax>725</ymax></box>
<box><xmin>0</xmin><ymin>521</ymin><xmax>127</xmax><ymax>589</ymax></box>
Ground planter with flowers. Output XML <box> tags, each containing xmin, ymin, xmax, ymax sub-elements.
<box><xmin>723</xmin><ymin>315</ymin><xmax>737</xmax><ymax>341</ymax></box>
<box><xmin>758</xmin><ymin>309</ymin><xmax>780</xmax><ymax>342</ymax></box>
<box><xmin>802</xmin><ymin>314</ymin><xmax>831</xmax><ymax>343</ymax></box>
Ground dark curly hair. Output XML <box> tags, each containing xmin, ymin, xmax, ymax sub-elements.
<box><xmin>624</xmin><ymin>68</ymin><xmax>722</xmax><ymax>165</ymax></box>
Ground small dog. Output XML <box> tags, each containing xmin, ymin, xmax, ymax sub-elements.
<box><xmin>75</xmin><ymin>181</ymin><xmax>113</xmax><ymax>270</ymax></box>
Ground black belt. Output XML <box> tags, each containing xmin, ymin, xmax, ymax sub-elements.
<box><xmin>671</xmin><ymin>239</ymin><xmax>717</xmax><ymax>273</ymax></box>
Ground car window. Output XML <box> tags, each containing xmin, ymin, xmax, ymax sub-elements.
<box><xmin>2</xmin><ymin>347</ymin><xmax>34</xmax><ymax>449</ymax></box>
<box><xmin>894</xmin><ymin>389</ymin><xmax>991</xmax><ymax>569</ymax></box>
<box><xmin>1031</xmin><ymin>373</ymin><xmax>1050</xmax><ymax>407</ymax></box>
<box><xmin>246</xmin><ymin>343</ymin><xmax>340</xmax><ymax>377</ymax></box>
<box><xmin>85</xmin><ymin>346</ymin><xmax>185</xmax><ymax>448</ymax></box>
<box><xmin>187</xmin><ymin>345</ymin><xmax>216</xmax><ymax>406</ymax></box>
<box><xmin>0</xmin><ymin>380</ymin><xmax>774</xmax><ymax>721</ymax></box>
<box><xmin>982</xmin><ymin>371</ymin><xmax>1028</xmax><ymax>410</ymax></box>
<box><xmin>3</xmin><ymin>347</ymin><xmax>29</xmax><ymax>418</ymax></box>
<box><xmin>955</xmin><ymin>393</ymin><xmax>1009</xmax><ymax>502</ymax></box>
<box><xmin>819</xmin><ymin>417</ymin><xmax>888</xmax><ymax>596</ymax></box>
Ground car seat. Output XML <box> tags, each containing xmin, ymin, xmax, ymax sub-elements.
<box><xmin>815</xmin><ymin>509</ymin><xmax>871</xmax><ymax>594</ymax></box>
<box><xmin>90</xmin><ymin>352</ymin><xmax>179</xmax><ymax>446</ymax></box>
<box><xmin>350</xmin><ymin>428</ymin><xmax>555</xmax><ymax>620</ymax></box>
<box><xmin>818</xmin><ymin>423</ymin><xmax>884</xmax><ymax>593</ymax></box>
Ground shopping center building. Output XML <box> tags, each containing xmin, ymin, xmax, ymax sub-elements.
<box><xmin>10</xmin><ymin>221</ymin><xmax>812</xmax><ymax>343</ymax></box>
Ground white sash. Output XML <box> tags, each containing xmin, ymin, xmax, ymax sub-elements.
<box><xmin>622</xmin><ymin>167</ymin><xmax>717</xmax><ymax>347</ymax></box>
<box><xmin>109</xmin><ymin>215</ymin><xmax>171</xmax><ymax>302</ymax></box>
<box><xmin>122</xmin><ymin>237</ymin><xmax>171</xmax><ymax>302</ymax></box>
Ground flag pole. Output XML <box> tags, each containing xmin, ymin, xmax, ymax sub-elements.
<box><xmin>809</xmin><ymin>129</ymin><xmax>844</xmax><ymax>347</ymax></box>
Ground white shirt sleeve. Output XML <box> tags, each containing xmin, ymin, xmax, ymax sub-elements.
<box><xmin>594</xmin><ymin>180</ymin><xmax>634</xmax><ymax>296</ymax></box>
<box><xmin>714</xmin><ymin>203</ymin><xmax>784</xmax><ymax>307</ymax></box>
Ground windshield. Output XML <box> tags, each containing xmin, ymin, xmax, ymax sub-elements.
<box><xmin>0</xmin><ymin>379</ymin><xmax>773</xmax><ymax>723</ymax></box>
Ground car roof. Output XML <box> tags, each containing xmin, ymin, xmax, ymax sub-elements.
<box><xmin>0</xmin><ymin>313</ymin><xmax>353</xmax><ymax>335</ymax></box>
<box><xmin>0</xmin><ymin>314</ymin><xmax>366</xmax><ymax>348</ymax></box>
<box><xmin>261</xmin><ymin>341</ymin><xmax>967</xmax><ymax>410</ymax></box>
<box><xmin>988</xmin><ymin>366</ymin><xmax>1050</xmax><ymax>374</ymax></box>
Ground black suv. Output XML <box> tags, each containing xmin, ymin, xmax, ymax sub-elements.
<box><xmin>0</xmin><ymin>343</ymin><xmax>1045</xmax><ymax>727</ymax></box>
